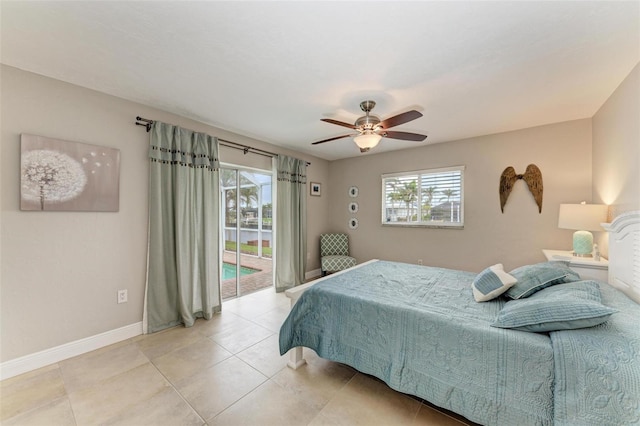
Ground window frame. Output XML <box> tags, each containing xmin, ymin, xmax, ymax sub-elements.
<box><xmin>381</xmin><ymin>165</ymin><xmax>465</xmax><ymax>229</ymax></box>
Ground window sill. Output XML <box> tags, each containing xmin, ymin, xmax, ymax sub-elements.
<box><xmin>381</xmin><ymin>223</ymin><xmax>464</xmax><ymax>230</ymax></box>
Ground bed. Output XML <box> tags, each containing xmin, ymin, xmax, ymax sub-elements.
<box><xmin>279</xmin><ymin>211</ymin><xmax>640</xmax><ymax>426</ymax></box>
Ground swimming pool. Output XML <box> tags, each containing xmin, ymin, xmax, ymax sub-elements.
<box><xmin>222</xmin><ymin>262</ymin><xmax>260</xmax><ymax>280</ymax></box>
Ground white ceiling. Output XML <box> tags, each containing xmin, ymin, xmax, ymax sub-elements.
<box><xmin>2</xmin><ymin>1</ymin><xmax>639</xmax><ymax>161</ymax></box>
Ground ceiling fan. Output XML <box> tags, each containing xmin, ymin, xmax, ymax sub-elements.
<box><xmin>312</xmin><ymin>100</ymin><xmax>427</xmax><ymax>153</ymax></box>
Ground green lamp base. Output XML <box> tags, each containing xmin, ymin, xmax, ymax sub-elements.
<box><xmin>572</xmin><ymin>230</ymin><xmax>594</xmax><ymax>257</ymax></box>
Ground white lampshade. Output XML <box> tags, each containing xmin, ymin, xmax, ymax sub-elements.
<box><xmin>558</xmin><ymin>203</ymin><xmax>608</xmax><ymax>231</ymax></box>
<box><xmin>353</xmin><ymin>132</ymin><xmax>382</xmax><ymax>150</ymax></box>
<box><xmin>558</xmin><ymin>203</ymin><xmax>608</xmax><ymax>257</ymax></box>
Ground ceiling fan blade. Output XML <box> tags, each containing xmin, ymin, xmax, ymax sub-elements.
<box><xmin>381</xmin><ymin>131</ymin><xmax>427</xmax><ymax>142</ymax></box>
<box><xmin>321</xmin><ymin>118</ymin><xmax>356</xmax><ymax>129</ymax></box>
<box><xmin>378</xmin><ymin>110</ymin><xmax>423</xmax><ymax>129</ymax></box>
<box><xmin>312</xmin><ymin>134</ymin><xmax>354</xmax><ymax>145</ymax></box>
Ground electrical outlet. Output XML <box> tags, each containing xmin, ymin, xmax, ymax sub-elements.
<box><xmin>117</xmin><ymin>289</ymin><xmax>128</xmax><ymax>304</ymax></box>
<box><xmin>417</xmin><ymin>259</ymin><xmax>423</xmax><ymax>265</ymax></box>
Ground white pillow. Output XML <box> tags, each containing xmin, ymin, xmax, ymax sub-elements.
<box><xmin>472</xmin><ymin>264</ymin><xmax>517</xmax><ymax>302</ymax></box>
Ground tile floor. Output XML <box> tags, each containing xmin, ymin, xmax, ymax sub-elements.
<box><xmin>1</xmin><ymin>288</ymin><xmax>473</xmax><ymax>426</ymax></box>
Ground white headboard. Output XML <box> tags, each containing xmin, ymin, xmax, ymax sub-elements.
<box><xmin>603</xmin><ymin>211</ymin><xmax>640</xmax><ymax>304</ymax></box>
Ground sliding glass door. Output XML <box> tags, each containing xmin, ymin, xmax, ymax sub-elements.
<box><xmin>220</xmin><ymin>167</ymin><xmax>273</xmax><ymax>299</ymax></box>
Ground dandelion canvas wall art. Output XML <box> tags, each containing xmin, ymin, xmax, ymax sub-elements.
<box><xmin>20</xmin><ymin>134</ymin><xmax>120</xmax><ymax>211</ymax></box>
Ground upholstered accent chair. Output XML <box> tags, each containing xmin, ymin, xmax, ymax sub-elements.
<box><xmin>320</xmin><ymin>233</ymin><xmax>356</xmax><ymax>276</ymax></box>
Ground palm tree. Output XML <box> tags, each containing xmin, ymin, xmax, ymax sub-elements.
<box><xmin>439</xmin><ymin>189</ymin><xmax>458</xmax><ymax>222</ymax></box>
<box><xmin>221</xmin><ymin>170</ymin><xmax>237</xmax><ymax>226</ymax></box>
<box><xmin>239</xmin><ymin>186</ymin><xmax>258</xmax><ymax>210</ymax></box>
<box><xmin>421</xmin><ymin>186</ymin><xmax>437</xmax><ymax>220</ymax></box>
<box><xmin>239</xmin><ymin>185</ymin><xmax>259</xmax><ymax>228</ymax></box>
<box><xmin>398</xmin><ymin>181</ymin><xmax>418</xmax><ymax>221</ymax></box>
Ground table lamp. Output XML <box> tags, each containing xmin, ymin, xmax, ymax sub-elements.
<box><xmin>558</xmin><ymin>202</ymin><xmax>608</xmax><ymax>257</ymax></box>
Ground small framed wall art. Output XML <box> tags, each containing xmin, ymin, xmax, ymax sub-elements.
<box><xmin>310</xmin><ymin>182</ymin><xmax>321</xmax><ymax>196</ymax></box>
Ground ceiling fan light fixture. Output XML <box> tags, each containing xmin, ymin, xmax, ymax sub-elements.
<box><xmin>353</xmin><ymin>132</ymin><xmax>382</xmax><ymax>150</ymax></box>
<box><xmin>312</xmin><ymin>100</ymin><xmax>426</xmax><ymax>148</ymax></box>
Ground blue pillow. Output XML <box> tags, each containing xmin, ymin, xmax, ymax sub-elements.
<box><xmin>492</xmin><ymin>281</ymin><xmax>617</xmax><ymax>332</ymax></box>
<box><xmin>471</xmin><ymin>264</ymin><xmax>517</xmax><ymax>302</ymax></box>
<box><xmin>506</xmin><ymin>261</ymin><xmax>580</xmax><ymax>299</ymax></box>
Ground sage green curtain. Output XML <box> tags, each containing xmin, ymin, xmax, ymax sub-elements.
<box><xmin>275</xmin><ymin>155</ymin><xmax>307</xmax><ymax>292</ymax></box>
<box><xmin>144</xmin><ymin>121</ymin><xmax>221</xmax><ymax>333</ymax></box>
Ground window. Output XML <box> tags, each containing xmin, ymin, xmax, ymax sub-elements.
<box><xmin>382</xmin><ymin>165</ymin><xmax>464</xmax><ymax>228</ymax></box>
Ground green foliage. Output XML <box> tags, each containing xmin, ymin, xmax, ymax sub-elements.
<box><xmin>225</xmin><ymin>240</ymin><xmax>272</xmax><ymax>257</ymax></box>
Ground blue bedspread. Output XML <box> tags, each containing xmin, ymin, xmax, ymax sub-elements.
<box><xmin>279</xmin><ymin>260</ymin><xmax>640</xmax><ymax>425</ymax></box>
<box><xmin>551</xmin><ymin>283</ymin><xmax>640</xmax><ymax>425</ymax></box>
<box><xmin>280</xmin><ymin>261</ymin><xmax>555</xmax><ymax>425</ymax></box>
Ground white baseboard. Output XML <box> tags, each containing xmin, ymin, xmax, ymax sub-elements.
<box><xmin>0</xmin><ymin>322</ymin><xmax>143</xmax><ymax>381</ymax></box>
<box><xmin>305</xmin><ymin>268</ymin><xmax>322</xmax><ymax>281</ymax></box>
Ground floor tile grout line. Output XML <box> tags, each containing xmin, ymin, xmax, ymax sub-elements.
<box><xmin>148</xmin><ymin>340</ymin><xmax>280</xmax><ymax>423</ymax></box>
<box><xmin>202</xmin><ymin>355</ymin><xmax>271</xmax><ymax>424</ymax></box>
<box><xmin>231</xmin><ymin>345</ymin><xmax>287</xmax><ymax>380</ymax></box>
<box><xmin>58</xmin><ymin>358</ymin><xmax>172</xmax><ymax>425</ymax></box>
<box><xmin>208</xmin><ymin>373</ymin><xmax>314</xmax><ymax>425</ymax></box>
<box><xmin>266</xmin><ymin>370</ymin><xmax>331</xmax><ymax>423</ymax></box>
<box><xmin>146</xmin><ymin>353</ymin><xmax>208</xmax><ymax>425</ymax></box>
<box><xmin>223</xmin><ymin>331</ymin><xmax>277</xmax><ymax>357</ymax></box>
<box><xmin>273</xmin><ymin>364</ymin><xmax>358</xmax><ymax>425</ymax></box>
<box><xmin>302</xmin><ymin>367</ymin><xmax>361</xmax><ymax>426</ymax></box>
<box><xmin>278</xmin><ymin>358</ymin><xmax>359</xmax><ymax>426</ymax></box>
<box><xmin>248</xmin><ymin>309</ymin><xmax>280</xmax><ymax>334</ymax></box>
<box><xmin>2</xmin><ymin>393</ymin><xmax>78</xmax><ymax>425</ymax></box>
<box><xmin>136</xmin><ymin>330</ymin><xmax>244</xmax><ymax>425</ymax></box>
<box><xmin>230</xmin><ymin>354</ymin><xmax>271</xmax><ymax>381</ymax></box>
<box><xmin>141</xmin><ymin>313</ymin><xmax>278</xmax><ymax>422</ymax></box>
<box><xmin>54</xmin><ymin>363</ymin><xmax>81</xmax><ymax>426</ymax></box>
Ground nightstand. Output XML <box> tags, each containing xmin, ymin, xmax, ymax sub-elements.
<box><xmin>542</xmin><ymin>249</ymin><xmax>609</xmax><ymax>282</ymax></box>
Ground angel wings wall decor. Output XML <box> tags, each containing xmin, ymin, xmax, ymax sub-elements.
<box><xmin>499</xmin><ymin>164</ymin><xmax>543</xmax><ymax>213</ymax></box>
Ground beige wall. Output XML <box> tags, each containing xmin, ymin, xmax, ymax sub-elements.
<box><xmin>327</xmin><ymin>119</ymin><xmax>593</xmax><ymax>273</ymax></box>
<box><xmin>0</xmin><ymin>65</ymin><xmax>329</xmax><ymax>362</ymax></box>
<box><xmin>593</xmin><ymin>62</ymin><xmax>640</xmax><ymax>217</ymax></box>
<box><xmin>592</xmin><ymin>63</ymin><xmax>640</xmax><ymax>257</ymax></box>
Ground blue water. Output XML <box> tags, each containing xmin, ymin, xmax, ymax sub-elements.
<box><xmin>222</xmin><ymin>262</ymin><xmax>259</xmax><ymax>280</ymax></box>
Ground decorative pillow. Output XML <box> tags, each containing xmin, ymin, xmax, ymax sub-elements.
<box><xmin>471</xmin><ymin>264</ymin><xmax>517</xmax><ymax>302</ymax></box>
<box><xmin>492</xmin><ymin>281</ymin><xmax>618</xmax><ymax>332</ymax></box>
<box><xmin>505</xmin><ymin>261</ymin><xmax>581</xmax><ymax>299</ymax></box>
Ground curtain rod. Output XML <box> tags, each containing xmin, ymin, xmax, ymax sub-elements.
<box><xmin>135</xmin><ymin>116</ymin><xmax>310</xmax><ymax>165</ymax></box>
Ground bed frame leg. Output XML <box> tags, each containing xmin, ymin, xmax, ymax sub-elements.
<box><xmin>287</xmin><ymin>347</ymin><xmax>306</xmax><ymax>369</ymax></box>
